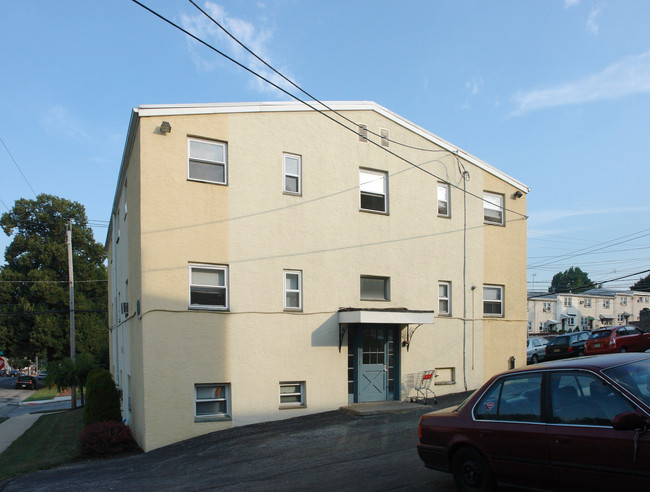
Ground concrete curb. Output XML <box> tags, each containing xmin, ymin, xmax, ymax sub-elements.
<box><xmin>19</xmin><ymin>396</ymin><xmax>71</xmax><ymax>406</ymax></box>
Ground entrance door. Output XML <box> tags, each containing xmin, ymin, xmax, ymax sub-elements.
<box><xmin>356</xmin><ymin>326</ymin><xmax>397</xmax><ymax>402</ymax></box>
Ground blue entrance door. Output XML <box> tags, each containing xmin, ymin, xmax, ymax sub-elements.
<box><xmin>357</xmin><ymin>326</ymin><xmax>396</xmax><ymax>402</ymax></box>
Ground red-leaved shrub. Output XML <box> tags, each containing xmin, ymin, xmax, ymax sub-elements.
<box><xmin>79</xmin><ymin>421</ymin><xmax>139</xmax><ymax>457</ymax></box>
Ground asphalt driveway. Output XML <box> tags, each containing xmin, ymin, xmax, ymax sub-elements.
<box><xmin>0</xmin><ymin>392</ymin><xmax>472</xmax><ymax>492</ymax></box>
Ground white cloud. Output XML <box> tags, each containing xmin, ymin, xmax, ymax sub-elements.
<box><xmin>564</xmin><ymin>0</ymin><xmax>580</xmax><ymax>7</ymax></box>
<box><xmin>180</xmin><ymin>2</ymin><xmax>296</xmax><ymax>96</ymax></box>
<box><xmin>40</xmin><ymin>105</ymin><xmax>90</xmax><ymax>140</ymax></box>
<box><xmin>586</xmin><ymin>4</ymin><xmax>603</xmax><ymax>34</ymax></box>
<box><xmin>465</xmin><ymin>77</ymin><xmax>483</xmax><ymax>95</ymax></box>
<box><xmin>511</xmin><ymin>51</ymin><xmax>650</xmax><ymax>115</ymax></box>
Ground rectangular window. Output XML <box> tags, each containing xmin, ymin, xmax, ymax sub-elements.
<box><xmin>188</xmin><ymin>138</ymin><xmax>227</xmax><ymax>184</ymax></box>
<box><xmin>189</xmin><ymin>264</ymin><xmax>228</xmax><ymax>310</ymax></box>
<box><xmin>483</xmin><ymin>285</ymin><xmax>504</xmax><ymax>316</ymax></box>
<box><xmin>279</xmin><ymin>381</ymin><xmax>306</xmax><ymax>407</ymax></box>
<box><xmin>438</xmin><ymin>282</ymin><xmax>451</xmax><ymax>315</ymax></box>
<box><xmin>283</xmin><ymin>153</ymin><xmax>301</xmax><ymax>195</ymax></box>
<box><xmin>359</xmin><ymin>169</ymin><xmax>388</xmax><ymax>213</ymax></box>
<box><xmin>543</xmin><ymin>302</ymin><xmax>551</xmax><ymax>312</ymax></box>
<box><xmin>621</xmin><ymin>297</ymin><xmax>627</xmax><ymax>306</ymax></box>
<box><xmin>361</xmin><ymin>276</ymin><xmax>390</xmax><ymax>301</ymax></box>
<box><xmin>483</xmin><ymin>192</ymin><xmax>504</xmax><ymax>225</ymax></box>
<box><xmin>437</xmin><ymin>182</ymin><xmax>450</xmax><ymax>217</ymax></box>
<box><xmin>284</xmin><ymin>270</ymin><xmax>302</xmax><ymax>310</ymax></box>
<box><xmin>584</xmin><ymin>298</ymin><xmax>592</xmax><ymax>307</ymax></box>
<box><xmin>564</xmin><ymin>297</ymin><xmax>572</xmax><ymax>307</ymax></box>
<box><xmin>195</xmin><ymin>383</ymin><xmax>230</xmax><ymax>419</ymax></box>
<box><xmin>603</xmin><ymin>300</ymin><xmax>610</xmax><ymax>309</ymax></box>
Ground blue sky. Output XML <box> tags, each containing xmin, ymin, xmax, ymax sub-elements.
<box><xmin>1</xmin><ymin>0</ymin><xmax>649</xmax><ymax>291</ymax></box>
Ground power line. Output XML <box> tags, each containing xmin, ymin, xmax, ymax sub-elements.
<box><xmin>528</xmin><ymin>268</ymin><xmax>650</xmax><ymax>298</ymax></box>
<box><xmin>528</xmin><ymin>227</ymin><xmax>650</xmax><ymax>269</ymax></box>
<box><xmin>130</xmin><ymin>0</ymin><xmax>528</xmax><ymax>220</ymax></box>
<box><xmin>0</xmin><ymin>135</ymin><xmax>37</xmax><ymax>198</ymax></box>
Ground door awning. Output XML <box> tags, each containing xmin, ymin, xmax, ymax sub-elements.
<box><xmin>337</xmin><ymin>308</ymin><xmax>435</xmax><ymax>351</ymax></box>
<box><xmin>338</xmin><ymin>308</ymin><xmax>435</xmax><ymax>325</ymax></box>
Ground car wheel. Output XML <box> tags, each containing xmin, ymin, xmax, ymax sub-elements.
<box><xmin>620</xmin><ymin>347</ymin><xmax>627</xmax><ymax>353</ymax></box>
<box><xmin>531</xmin><ymin>354</ymin><xmax>538</xmax><ymax>364</ymax></box>
<box><xmin>452</xmin><ymin>447</ymin><xmax>496</xmax><ymax>492</ymax></box>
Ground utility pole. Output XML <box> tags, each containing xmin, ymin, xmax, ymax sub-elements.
<box><xmin>66</xmin><ymin>220</ymin><xmax>77</xmax><ymax>409</ymax></box>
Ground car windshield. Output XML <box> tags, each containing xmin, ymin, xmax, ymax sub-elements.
<box><xmin>548</xmin><ymin>336</ymin><xmax>568</xmax><ymax>346</ymax></box>
<box><xmin>603</xmin><ymin>358</ymin><xmax>650</xmax><ymax>407</ymax></box>
<box><xmin>590</xmin><ymin>330</ymin><xmax>612</xmax><ymax>340</ymax></box>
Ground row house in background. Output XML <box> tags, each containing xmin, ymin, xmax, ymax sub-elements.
<box><xmin>527</xmin><ymin>289</ymin><xmax>650</xmax><ymax>333</ymax></box>
<box><xmin>106</xmin><ymin>101</ymin><xmax>529</xmax><ymax>451</ymax></box>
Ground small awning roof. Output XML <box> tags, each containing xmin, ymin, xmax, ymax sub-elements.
<box><xmin>546</xmin><ymin>319</ymin><xmax>559</xmax><ymax>325</ymax></box>
<box><xmin>622</xmin><ymin>311</ymin><xmax>631</xmax><ymax>317</ymax></box>
<box><xmin>338</xmin><ymin>308</ymin><xmax>435</xmax><ymax>325</ymax></box>
<box><xmin>600</xmin><ymin>314</ymin><xmax>615</xmax><ymax>320</ymax></box>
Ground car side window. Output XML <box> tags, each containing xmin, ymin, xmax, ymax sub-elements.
<box><xmin>550</xmin><ymin>372</ymin><xmax>635</xmax><ymax>426</ymax></box>
<box><xmin>475</xmin><ymin>374</ymin><xmax>542</xmax><ymax>423</ymax></box>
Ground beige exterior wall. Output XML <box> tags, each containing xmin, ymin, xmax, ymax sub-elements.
<box><xmin>108</xmin><ymin>103</ymin><xmax>529</xmax><ymax>451</ymax></box>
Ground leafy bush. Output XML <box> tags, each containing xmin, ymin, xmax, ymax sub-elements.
<box><xmin>79</xmin><ymin>421</ymin><xmax>138</xmax><ymax>457</ymax></box>
<box><xmin>83</xmin><ymin>369</ymin><xmax>121</xmax><ymax>427</ymax></box>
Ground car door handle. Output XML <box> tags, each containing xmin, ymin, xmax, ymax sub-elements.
<box><xmin>480</xmin><ymin>432</ymin><xmax>492</xmax><ymax>438</ymax></box>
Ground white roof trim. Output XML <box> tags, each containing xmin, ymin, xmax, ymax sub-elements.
<box><xmin>135</xmin><ymin>101</ymin><xmax>530</xmax><ymax>193</ymax></box>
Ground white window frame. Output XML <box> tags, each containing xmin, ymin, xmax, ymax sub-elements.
<box><xmin>188</xmin><ymin>137</ymin><xmax>228</xmax><ymax>185</ymax></box>
<box><xmin>360</xmin><ymin>275</ymin><xmax>390</xmax><ymax>301</ymax></box>
<box><xmin>195</xmin><ymin>383</ymin><xmax>231</xmax><ymax>420</ymax></box>
<box><xmin>483</xmin><ymin>285</ymin><xmax>504</xmax><ymax>317</ymax></box>
<box><xmin>189</xmin><ymin>264</ymin><xmax>229</xmax><ymax>310</ymax></box>
<box><xmin>437</xmin><ymin>182</ymin><xmax>450</xmax><ymax>218</ymax></box>
<box><xmin>284</xmin><ymin>270</ymin><xmax>303</xmax><ymax>311</ymax></box>
<box><xmin>543</xmin><ymin>302</ymin><xmax>551</xmax><ymax>312</ymax></box>
<box><xmin>438</xmin><ymin>281</ymin><xmax>451</xmax><ymax>316</ymax></box>
<box><xmin>279</xmin><ymin>381</ymin><xmax>306</xmax><ymax>408</ymax></box>
<box><xmin>621</xmin><ymin>297</ymin><xmax>627</xmax><ymax>306</ymax></box>
<box><xmin>603</xmin><ymin>300</ymin><xmax>611</xmax><ymax>309</ymax></box>
<box><xmin>359</xmin><ymin>168</ymin><xmax>388</xmax><ymax>214</ymax></box>
<box><xmin>584</xmin><ymin>298</ymin><xmax>592</xmax><ymax>307</ymax></box>
<box><xmin>564</xmin><ymin>297</ymin><xmax>572</xmax><ymax>307</ymax></box>
<box><xmin>483</xmin><ymin>191</ymin><xmax>504</xmax><ymax>226</ymax></box>
<box><xmin>283</xmin><ymin>153</ymin><xmax>302</xmax><ymax>195</ymax></box>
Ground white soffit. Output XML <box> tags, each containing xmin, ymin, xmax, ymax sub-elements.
<box><xmin>338</xmin><ymin>310</ymin><xmax>435</xmax><ymax>325</ymax></box>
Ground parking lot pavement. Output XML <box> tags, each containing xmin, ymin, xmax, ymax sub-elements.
<box><xmin>0</xmin><ymin>392</ymin><xmax>472</xmax><ymax>491</ymax></box>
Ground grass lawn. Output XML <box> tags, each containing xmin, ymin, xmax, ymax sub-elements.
<box><xmin>22</xmin><ymin>386</ymin><xmax>59</xmax><ymax>403</ymax></box>
<box><xmin>0</xmin><ymin>408</ymin><xmax>84</xmax><ymax>480</ymax></box>
<box><xmin>0</xmin><ymin>417</ymin><xmax>7</xmax><ymax>424</ymax></box>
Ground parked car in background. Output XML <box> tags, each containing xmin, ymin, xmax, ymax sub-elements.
<box><xmin>527</xmin><ymin>337</ymin><xmax>548</xmax><ymax>364</ymax></box>
<box><xmin>8</xmin><ymin>369</ymin><xmax>22</xmax><ymax>378</ymax></box>
<box><xmin>544</xmin><ymin>331</ymin><xmax>590</xmax><ymax>361</ymax></box>
<box><xmin>15</xmin><ymin>375</ymin><xmax>38</xmax><ymax>390</ymax></box>
<box><xmin>585</xmin><ymin>326</ymin><xmax>650</xmax><ymax>355</ymax></box>
<box><xmin>417</xmin><ymin>353</ymin><xmax>650</xmax><ymax>492</ymax></box>
<box><xmin>0</xmin><ymin>369</ymin><xmax>7</xmax><ymax>377</ymax></box>
<box><xmin>37</xmin><ymin>370</ymin><xmax>48</xmax><ymax>380</ymax></box>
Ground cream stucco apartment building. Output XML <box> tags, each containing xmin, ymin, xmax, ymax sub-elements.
<box><xmin>106</xmin><ymin>101</ymin><xmax>529</xmax><ymax>451</ymax></box>
<box><xmin>528</xmin><ymin>289</ymin><xmax>650</xmax><ymax>333</ymax></box>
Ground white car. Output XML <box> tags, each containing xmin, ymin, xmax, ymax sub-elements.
<box><xmin>527</xmin><ymin>337</ymin><xmax>548</xmax><ymax>364</ymax></box>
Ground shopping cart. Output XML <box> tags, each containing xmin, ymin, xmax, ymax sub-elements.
<box><xmin>410</xmin><ymin>369</ymin><xmax>437</xmax><ymax>404</ymax></box>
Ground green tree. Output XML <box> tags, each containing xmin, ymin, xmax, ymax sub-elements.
<box><xmin>549</xmin><ymin>267</ymin><xmax>593</xmax><ymax>294</ymax></box>
<box><xmin>0</xmin><ymin>194</ymin><xmax>107</xmax><ymax>363</ymax></box>
<box><xmin>631</xmin><ymin>273</ymin><xmax>650</xmax><ymax>293</ymax></box>
<box><xmin>46</xmin><ymin>353</ymin><xmax>98</xmax><ymax>406</ymax></box>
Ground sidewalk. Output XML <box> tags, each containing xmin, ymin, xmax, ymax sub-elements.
<box><xmin>0</xmin><ymin>396</ymin><xmax>74</xmax><ymax>455</ymax></box>
<box><xmin>0</xmin><ymin>413</ymin><xmax>42</xmax><ymax>454</ymax></box>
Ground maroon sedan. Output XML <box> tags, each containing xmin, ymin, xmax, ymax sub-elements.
<box><xmin>585</xmin><ymin>325</ymin><xmax>650</xmax><ymax>355</ymax></box>
<box><xmin>417</xmin><ymin>353</ymin><xmax>650</xmax><ymax>491</ymax></box>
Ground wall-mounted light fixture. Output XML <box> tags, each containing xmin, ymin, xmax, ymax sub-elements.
<box><xmin>512</xmin><ymin>190</ymin><xmax>523</xmax><ymax>199</ymax></box>
<box><xmin>160</xmin><ymin>121</ymin><xmax>172</xmax><ymax>134</ymax></box>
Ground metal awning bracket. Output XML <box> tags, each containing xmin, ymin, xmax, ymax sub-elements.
<box><xmin>339</xmin><ymin>323</ymin><xmax>348</xmax><ymax>352</ymax></box>
<box><xmin>402</xmin><ymin>324</ymin><xmax>422</xmax><ymax>352</ymax></box>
